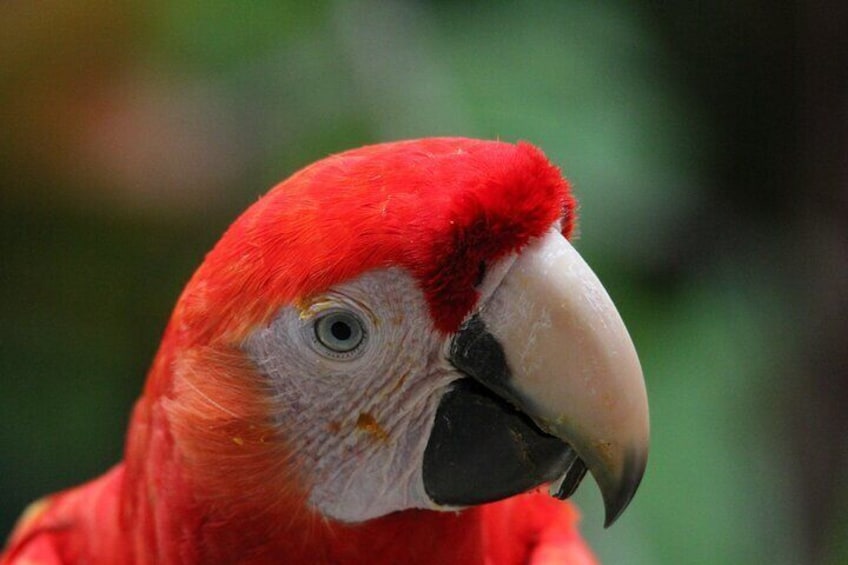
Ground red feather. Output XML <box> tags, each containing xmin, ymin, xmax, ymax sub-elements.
<box><xmin>2</xmin><ymin>138</ymin><xmax>592</xmax><ymax>564</ymax></box>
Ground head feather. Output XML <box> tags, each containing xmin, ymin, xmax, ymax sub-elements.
<box><xmin>175</xmin><ymin>137</ymin><xmax>576</xmax><ymax>348</ymax></box>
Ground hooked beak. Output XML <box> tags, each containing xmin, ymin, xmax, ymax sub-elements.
<box><xmin>425</xmin><ymin>228</ymin><xmax>649</xmax><ymax>527</ymax></box>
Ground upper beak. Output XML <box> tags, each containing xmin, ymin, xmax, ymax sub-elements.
<box><xmin>453</xmin><ymin>228</ymin><xmax>649</xmax><ymax>526</ymax></box>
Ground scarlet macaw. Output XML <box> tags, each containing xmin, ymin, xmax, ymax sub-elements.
<box><xmin>2</xmin><ymin>138</ymin><xmax>649</xmax><ymax>564</ymax></box>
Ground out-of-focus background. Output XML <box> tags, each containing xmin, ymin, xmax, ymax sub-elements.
<box><xmin>1</xmin><ymin>1</ymin><xmax>846</xmax><ymax>563</ymax></box>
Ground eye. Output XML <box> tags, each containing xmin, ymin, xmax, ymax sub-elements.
<box><xmin>313</xmin><ymin>310</ymin><xmax>366</xmax><ymax>356</ymax></box>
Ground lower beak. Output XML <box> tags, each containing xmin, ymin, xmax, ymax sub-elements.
<box><xmin>444</xmin><ymin>228</ymin><xmax>649</xmax><ymax>527</ymax></box>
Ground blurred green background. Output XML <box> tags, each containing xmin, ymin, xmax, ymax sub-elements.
<box><xmin>2</xmin><ymin>1</ymin><xmax>846</xmax><ymax>563</ymax></box>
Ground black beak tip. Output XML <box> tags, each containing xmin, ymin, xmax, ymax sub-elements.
<box><xmin>602</xmin><ymin>449</ymin><xmax>647</xmax><ymax>528</ymax></box>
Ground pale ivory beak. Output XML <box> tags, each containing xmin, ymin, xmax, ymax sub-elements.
<box><xmin>480</xmin><ymin>228</ymin><xmax>650</xmax><ymax>526</ymax></box>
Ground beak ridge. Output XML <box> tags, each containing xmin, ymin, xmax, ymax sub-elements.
<box><xmin>474</xmin><ymin>228</ymin><xmax>650</xmax><ymax>526</ymax></box>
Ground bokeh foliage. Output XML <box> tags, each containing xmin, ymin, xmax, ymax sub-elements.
<box><xmin>2</xmin><ymin>1</ymin><xmax>845</xmax><ymax>563</ymax></box>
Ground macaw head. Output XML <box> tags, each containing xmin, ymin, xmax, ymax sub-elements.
<box><xmin>133</xmin><ymin>138</ymin><xmax>648</xmax><ymax>536</ymax></box>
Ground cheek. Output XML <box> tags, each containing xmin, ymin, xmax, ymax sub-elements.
<box><xmin>295</xmin><ymin>321</ymin><xmax>436</xmax><ymax>436</ymax></box>
<box><xmin>239</xmin><ymin>268</ymin><xmax>460</xmax><ymax>519</ymax></box>
<box><xmin>242</xmin><ymin>304</ymin><xmax>429</xmax><ymax>439</ymax></box>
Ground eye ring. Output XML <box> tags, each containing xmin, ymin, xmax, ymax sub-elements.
<box><xmin>312</xmin><ymin>310</ymin><xmax>367</xmax><ymax>358</ymax></box>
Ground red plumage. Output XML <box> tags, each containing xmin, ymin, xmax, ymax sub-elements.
<box><xmin>2</xmin><ymin>138</ymin><xmax>594</xmax><ymax>564</ymax></box>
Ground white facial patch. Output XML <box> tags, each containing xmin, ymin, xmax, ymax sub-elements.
<box><xmin>243</xmin><ymin>268</ymin><xmax>458</xmax><ymax>523</ymax></box>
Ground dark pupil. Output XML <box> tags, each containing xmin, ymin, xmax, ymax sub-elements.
<box><xmin>331</xmin><ymin>320</ymin><xmax>352</xmax><ymax>341</ymax></box>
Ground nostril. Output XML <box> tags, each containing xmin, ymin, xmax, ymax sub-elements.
<box><xmin>475</xmin><ymin>261</ymin><xmax>487</xmax><ymax>287</ymax></box>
